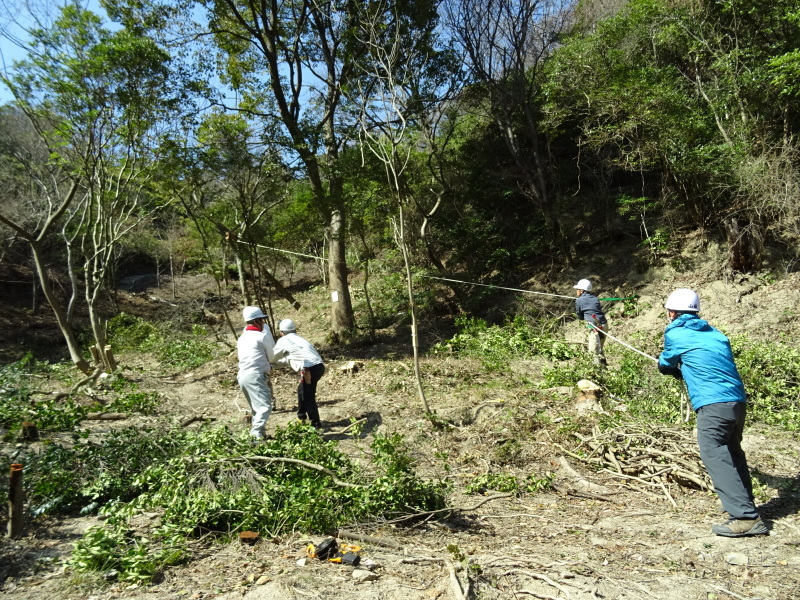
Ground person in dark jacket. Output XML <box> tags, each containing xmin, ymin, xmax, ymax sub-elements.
<box><xmin>574</xmin><ymin>278</ymin><xmax>608</xmax><ymax>366</ymax></box>
<box><xmin>658</xmin><ymin>288</ymin><xmax>766</xmax><ymax>537</ymax></box>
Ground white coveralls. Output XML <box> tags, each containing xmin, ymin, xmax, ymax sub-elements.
<box><xmin>237</xmin><ymin>325</ymin><xmax>276</xmax><ymax>439</ymax></box>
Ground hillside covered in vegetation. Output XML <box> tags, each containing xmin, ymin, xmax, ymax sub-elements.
<box><xmin>1</xmin><ymin>0</ymin><xmax>800</xmax><ymax>599</ymax></box>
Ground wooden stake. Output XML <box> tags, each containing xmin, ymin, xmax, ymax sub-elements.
<box><xmin>90</xmin><ymin>345</ymin><xmax>101</xmax><ymax>366</ymax></box>
<box><xmin>8</xmin><ymin>464</ymin><xmax>24</xmax><ymax>538</ymax></box>
<box><xmin>104</xmin><ymin>346</ymin><xmax>118</xmax><ymax>372</ymax></box>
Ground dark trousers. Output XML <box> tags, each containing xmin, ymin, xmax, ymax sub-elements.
<box><xmin>696</xmin><ymin>401</ymin><xmax>758</xmax><ymax>519</ymax></box>
<box><xmin>297</xmin><ymin>363</ymin><xmax>325</xmax><ymax>426</ymax></box>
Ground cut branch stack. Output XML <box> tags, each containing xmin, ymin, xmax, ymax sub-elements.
<box><xmin>565</xmin><ymin>425</ymin><xmax>712</xmax><ymax>496</ymax></box>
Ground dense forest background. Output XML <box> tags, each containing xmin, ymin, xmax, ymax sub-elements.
<box><xmin>1</xmin><ymin>0</ymin><xmax>799</xmax><ymax>364</ymax></box>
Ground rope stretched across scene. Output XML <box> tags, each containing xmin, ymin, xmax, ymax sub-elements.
<box><xmin>235</xmin><ymin>242</ymin><xmax>657</xmax><ymax>361</ymax></box>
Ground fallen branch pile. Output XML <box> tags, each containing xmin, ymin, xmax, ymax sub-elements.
<box><xmin>562</xmin><ymin>425</ymin><xmax>712</xmax><ymax>500</ymax></box>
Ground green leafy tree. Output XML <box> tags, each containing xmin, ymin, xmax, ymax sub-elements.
<box><xmin>107</xmin><ymin>0</ymin><xmax>447</xmax><ymax>341</ymax></box>
<box><xmin>543</xmin><ymin>0</ymin><xmax>800</xmax><ymax>269</ymax></box>
<box><xmin>195</xmin><ymin>111</ymin><xmax>292</xmax><ymax>310</ymax></box>
<box><xmin>110</xmin><ymin>0</ymin><xmax>361</xmax><ymax>338</ymax></box>
<box><xmin>2</xmin><ymin>1</ymin><xmax>175</xmax><ymax>371</ymax></box>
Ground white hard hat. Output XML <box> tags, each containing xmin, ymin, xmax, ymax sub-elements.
<box><xmin>279</xmin><ymin>319</ymin><xmax>296</xmax><ymax>332</ymax></box>
<box><xmin>242</xmin><ymin>306</ymin><xmax>267</xmax><ymax>322</ymax></box>
<box><xmin>573</xmin><ymin>278</ymin><xmax>593</xmax><ymax>292</ymax></box>
<box><xmin>664</xmin><ymin>289</ymin><xmax>700</xmax><ymax>312</ymax></box>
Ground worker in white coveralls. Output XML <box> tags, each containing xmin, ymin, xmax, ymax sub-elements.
<box><xmin>237</xmin><ymin>306</ymin><xmax>276</xmax><ymax>441</ymax></box>
<box><xmin>272</xmin><ymin>319</ymin><xmax>326</xmax><ymax>430</ymax></box>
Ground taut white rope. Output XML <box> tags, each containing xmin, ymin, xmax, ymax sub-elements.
<box><xmin>418</xmin><ymin>275</ymin><xmax>575</xmax><ymax>300</ymax></box>
<box><xmin>587</xmin><ymin>322</ymin><xmax>658</xmax><ymax>362</ymax></box>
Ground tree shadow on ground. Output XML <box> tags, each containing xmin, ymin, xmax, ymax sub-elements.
<box><xmin>0</xmin><ymin>516</ymin><xmax>89</xmax><ymax>585</ymax></box>
<box><xmin>322</xmin><ymin>411</ymin><xmax>383</xmax><ymax>442</ymax></box>
<box><xmin>753</xmin><ymin>469</ymin><xmax>800</xmax><ymax>521</ymax></box>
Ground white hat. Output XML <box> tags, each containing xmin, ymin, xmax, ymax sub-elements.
<box><xmin>664</xmin><ymin>289</ymin><xmax>700</xmax><ymax>312</ymax></box>
<box><xmin>242</xmin><ymin>306</ymin><xmax>267</xmax><ymax>322</ymax></box>
<box><xmin>279</xmin><ymin>319</ymin><xmax>297</xmax><ymax>332</ymax></box>
<box><xmin>573</xmin><ymin>278</ymin><xmax>593</xmax><ymax>292</ymax></box>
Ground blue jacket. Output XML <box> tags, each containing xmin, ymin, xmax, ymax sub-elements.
<box><xmin>658</xmin><ymin>313</ymin><xmax>746</xmax><ymax>411</ymax></box>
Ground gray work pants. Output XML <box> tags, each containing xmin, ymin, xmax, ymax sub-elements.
<box><xmin>237</xmin><ymin>371</ymin><xmax>273</xmax><ymax>439</ymax></box>
<box><xmin>588</xmin><ymin>325</ymin><xmax>606</xmax><ymax>364</ymax></box>
<box><xmin>696</xmin><ymin>401</ymin><xmax>758</xmax><ymax>520</ymax></box>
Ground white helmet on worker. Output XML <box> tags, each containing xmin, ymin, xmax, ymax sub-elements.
<box><xmin>279</xmin><ymin>319</ymin><xmax>297</xmax><ymax>333</ymax></box>
<box><xmin>664</xmin><ymin>288</ymin><xmax>700</xmax><ymax>313</ymax></box>
<box><xmin>573</xmin><ymin>278</ymin><xmax>593</xmax><ymax>292</ymax></box>
<box><xmin>242</xmin><ymin>306</ymin><xmax>267</xmax><ymax>322</ymax></box>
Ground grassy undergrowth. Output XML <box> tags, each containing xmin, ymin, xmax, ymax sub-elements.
<box><xmin>0</xmin><ymin>355</ymin><xmax>160</xmax><ymax>438</ymax></box>
<box><xmin>107</xmin><ymin>312</ymin><xmax>219</xmax><ymax>370</ymax></box>
<box><xmin>439</xmin><ymin>315</ymin><xmax>800</xmax><ymax>430</ymax></box>
<box><xmin>432</xmin><ymin>315</ymin><xmax>577</xmax><ymax>370</ymax></box>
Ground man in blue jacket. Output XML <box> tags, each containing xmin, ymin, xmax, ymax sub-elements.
<box><xmin>658</xmin><ymin>288</ymin><xmax>766</xmax><ymax>537</ymax></box>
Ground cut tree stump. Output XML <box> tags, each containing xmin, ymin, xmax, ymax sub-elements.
<box><xmin>239</xmin><ymin>531</ymin><xmax>260</xmax><ymax>545</ymax></box>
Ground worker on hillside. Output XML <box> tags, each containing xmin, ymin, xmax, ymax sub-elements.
<box><xmin>237</xmin><ymin>306</ymin><xmax>276</xmax><ymax>442</ymax></box>
<box><xmin>657</xmin><ymin>288</ymin><xmax>766</xmax><ymax>537</ymax></box>
<box><xmin>272</xmin><ymin>319</ymin><xmax>326</xmax><ymax>430</ymax></box>
<box><xmin>573</xmin><ymin>278</ymin><xmax>608</xmax><ymax>367</ymax></box>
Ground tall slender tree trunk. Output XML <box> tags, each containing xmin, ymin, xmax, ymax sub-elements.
<box><xmin>170</xmin><ymin>253</ymin><xmax>176</xmax><ymax>300</ymax></box>
<box><xmin>398</xmin><ymin>202</ymin><xmax>431</xmax><ymax>415</ymax></box>
<box><xmin>30</xmin><ymin>240</ymin><xmax>90</xmax><ymax>373</ymax></box>
<box><xmin>234</xmin><ymin>251</ymin><xmax>251</xmax><ymax>305</ymax></box>
<box><xmin>326</xmin><ymin>205</ymin><xmax>354</xmax><ymax>339</ymax></box>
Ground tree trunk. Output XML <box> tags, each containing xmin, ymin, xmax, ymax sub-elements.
<box><xmin>356</xmin><ymin>228</ymin><xmax>377</xmax><ymax>337</ymax></box>
<box><xmin>64</xmin><ymin>235</ymin><xmax>80</xmax><ymax>325</ymax></box>
<box><xmin>85</xmin><ymin>264</ymin><xmax>117</xmax><ymax>372</ymax></box>
<box><xmin>327</xmin><ymin>206</ymin><xmax>354</xmax><ymax>340</ymax></box>
<box><xmin>170</xmin><ymin>253</ymin><xmax>176</xmax><ymax>300</ymax></box>
<box><xmin>235</xmin><ymin>251</ymin><xmax>251</xmax><ymax>305</ymax></box>
<box><xmin>398</xmin><ymin>203</ymin><xmax>431</xmax><ymax>416</ymax></box>
<box><xmin>30</xmin><ymin>240</ymin><xmax>90</xmax><ymax>373</ymax></box>
<box><xmin>724</xmin><ymin>218</ymin><xmax>762</xmax><ymax>273</ymax></box>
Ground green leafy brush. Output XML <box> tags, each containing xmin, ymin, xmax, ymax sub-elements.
<box><xmin>16</xmin><ymin>422</ymin><xmax>446</xmax><ymax>582</ymax></box>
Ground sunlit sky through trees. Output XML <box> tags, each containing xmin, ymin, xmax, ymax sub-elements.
<box><xmin>0</xmin><ymin>0</ymin><xmax>110</xmax><ymax>103</ymax></box>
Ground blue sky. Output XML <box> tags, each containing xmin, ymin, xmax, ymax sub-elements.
<box><xmin>0</xmin><ymin>0</ymin><xmax>108</xmax><ymax>103</ymax></box>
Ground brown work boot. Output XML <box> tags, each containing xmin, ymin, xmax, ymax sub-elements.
<box><xmin>711</xmin><ymin>517</ymin><xmax>767</xmax><ymax>537</ymax></box>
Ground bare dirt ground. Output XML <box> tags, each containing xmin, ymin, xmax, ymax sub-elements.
<box><xmin>2</xmin><ymin>251</ymin><xmax>800</xmax><ymax>600</ymax></box>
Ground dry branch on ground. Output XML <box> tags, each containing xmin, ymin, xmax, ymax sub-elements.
<box><xmin>562</xmin><ymin>425</ymin><xmax>712</xmax><ymax>501</ymax></box>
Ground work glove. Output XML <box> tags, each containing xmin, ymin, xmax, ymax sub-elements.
<box><xmin>657</xmin><ymin>363</ymin><xmax>683</xmax><ymax>380</ymax></box>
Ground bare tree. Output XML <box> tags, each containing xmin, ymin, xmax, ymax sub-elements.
<box><xmin>443</xmin><ymin>0</ymin><xmax>576</xmax><ymax>259</ymax></box>
<box><xmin>0</xmin><ymin>180</ymin><xmax>92</xmax><ymax>372</ymax></box>
<box><xmin>2</xmin><ymin>2</ymin><xmax>174</xmax><ymax>372</ymax></box>
<box><xmin>63</xmin><ymin>156</ymin><xmax>167</xmax><ymax>371</ymax></box>
<box><xmin>351</xmin><ymin>0</ymin><xmax>446</xmax><ymax>417</ymax></box>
